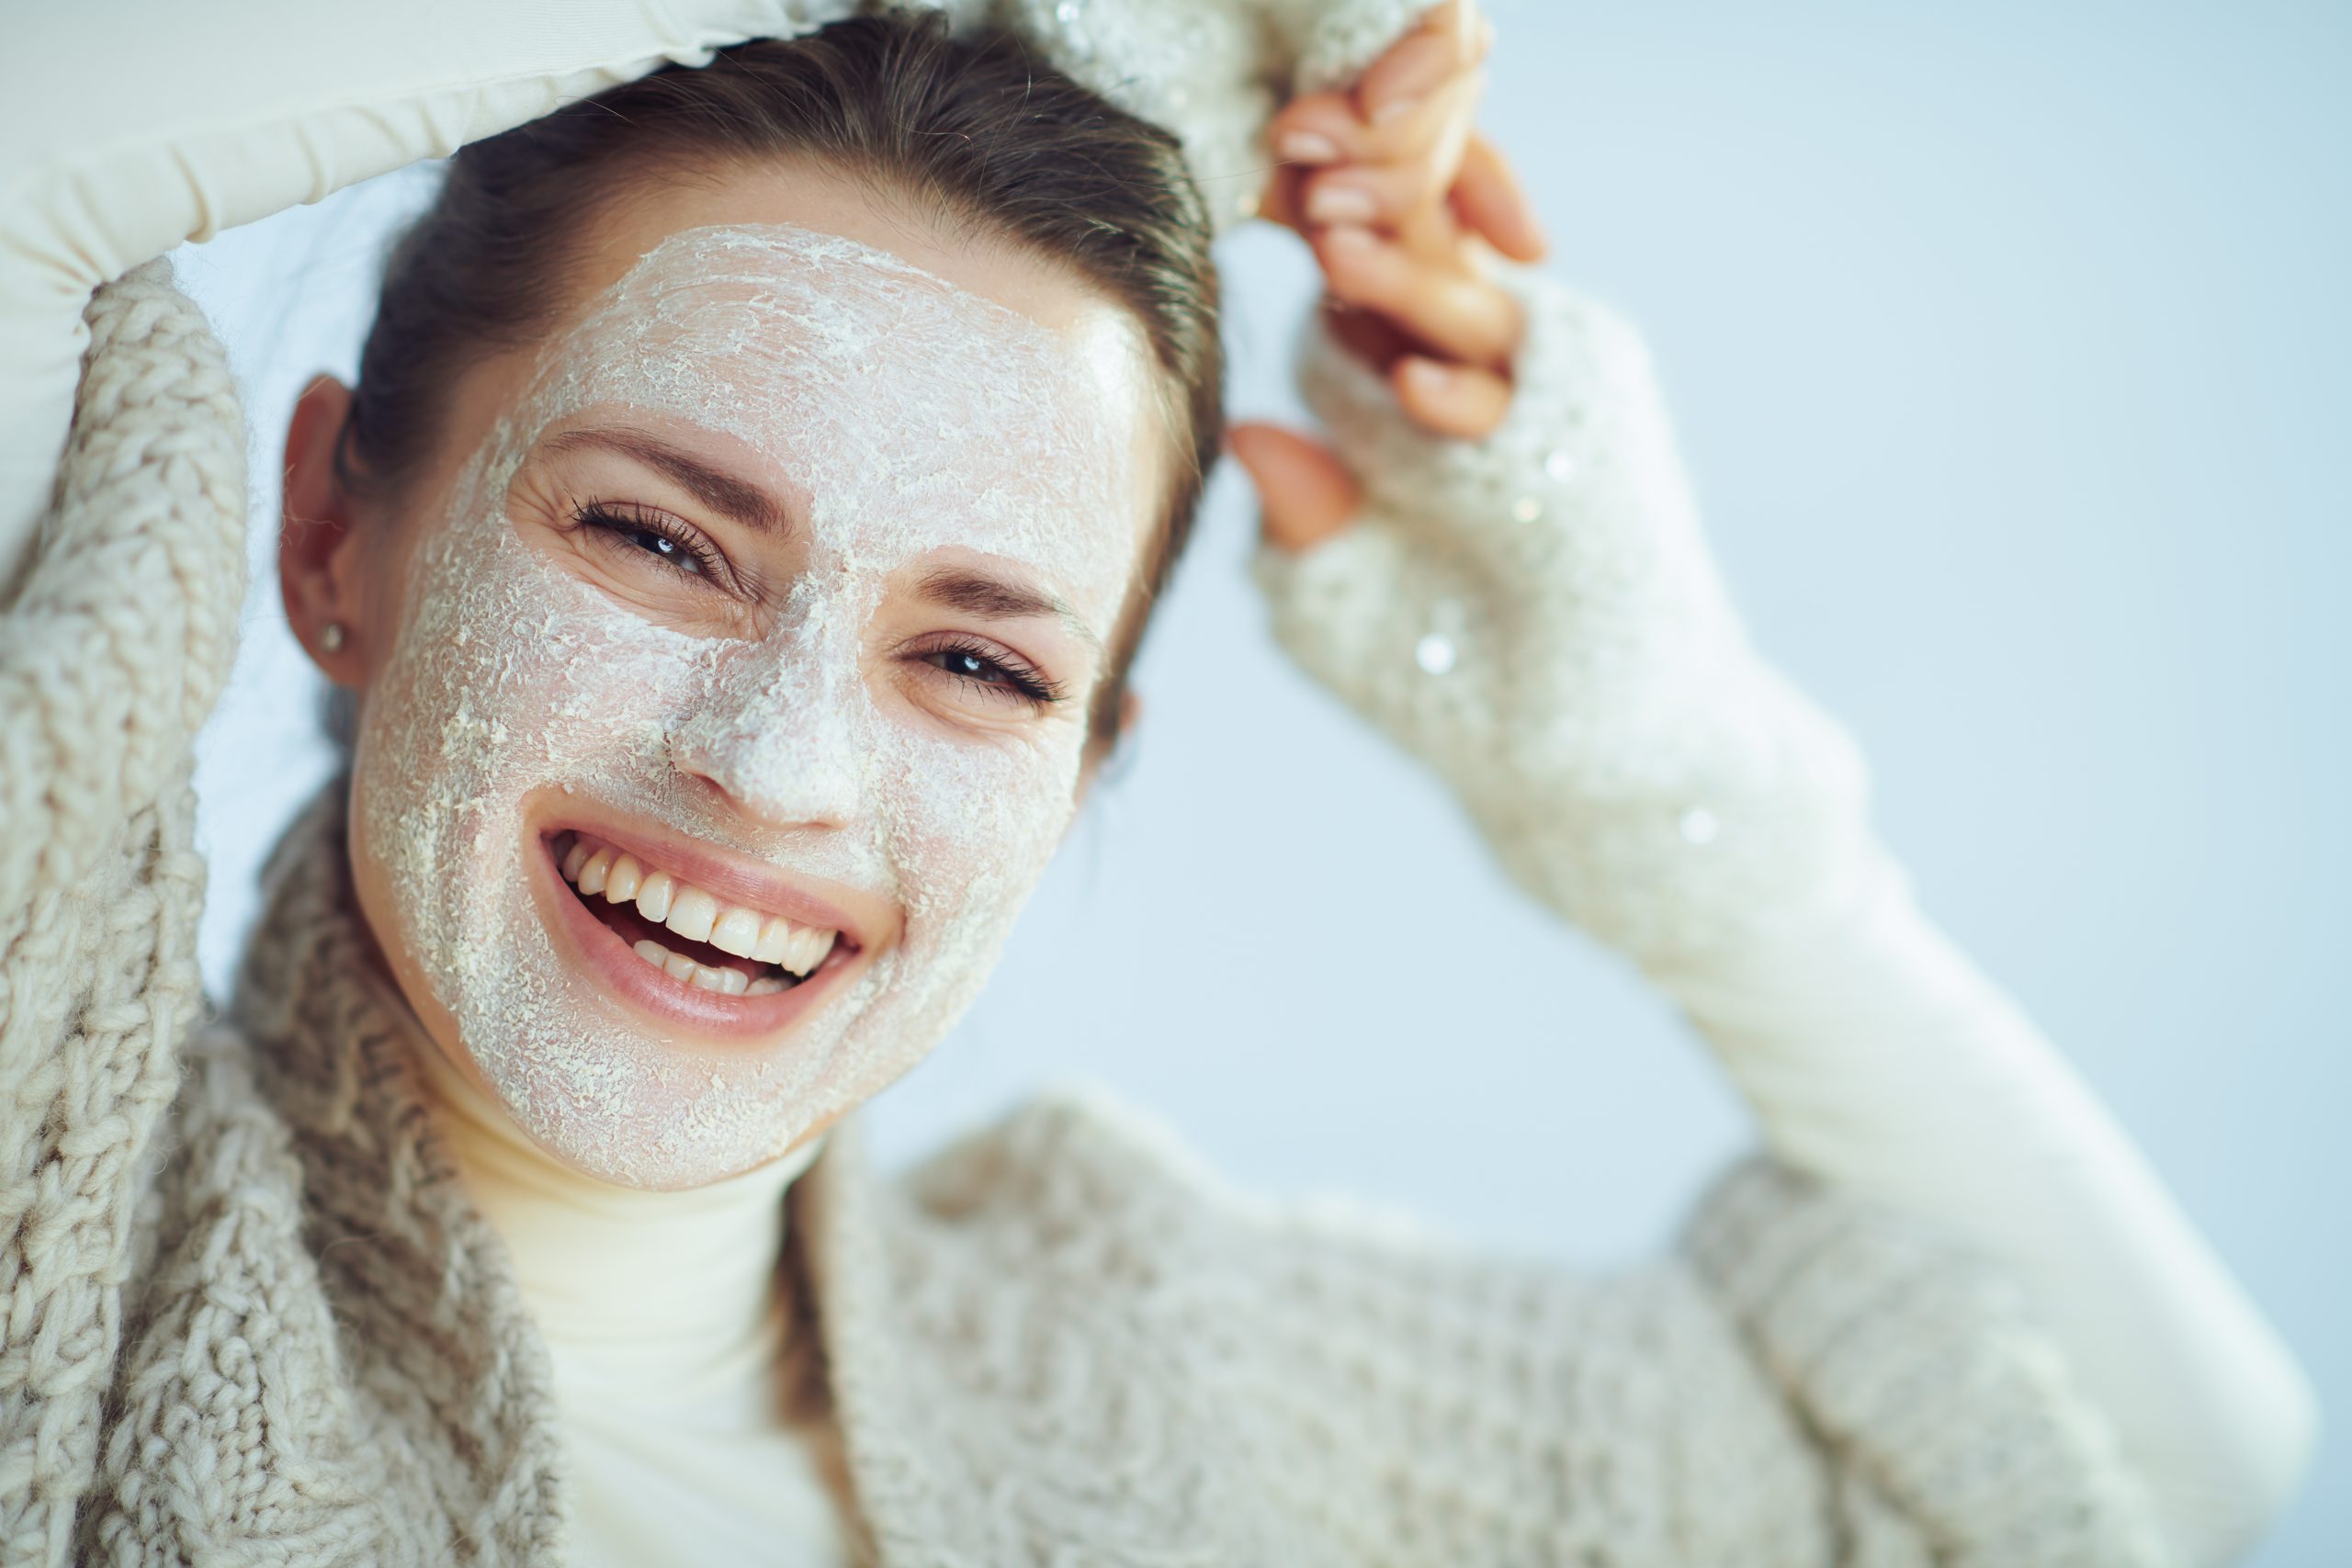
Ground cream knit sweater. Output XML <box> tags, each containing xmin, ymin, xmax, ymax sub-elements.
<box><xmin>0</xmin><ymin>247</ymin><xmax>2170</xmax><ymax>1568</ymax></box>
<box><xmin>0</xmin><ymin>3</ymin><xmax>2319</xmax><ymax>1565</ymax></box>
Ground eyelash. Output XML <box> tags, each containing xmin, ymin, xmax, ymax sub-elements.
<box><xmin>918</xmin><ymin>636</ymin><xmax>1068</xmax><ymax>709</ymax></box>
<box><xmin>571</xmin><ymin>500</ymin><xmax>1065</xmax><ymax>711</ymax></box>
<box><xmin>574</xmin><ymin>499</ymin><xmax>729</xmax><ymax>581</ymax></box>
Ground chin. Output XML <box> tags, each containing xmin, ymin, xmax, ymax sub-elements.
<box><xmin>353</xmin><ymin>807</ymin><xmax>872</xmax><ymax>1189</ymax></box>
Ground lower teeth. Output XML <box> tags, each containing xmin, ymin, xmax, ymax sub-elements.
<box><xmin>628</xmin><ymin>937</ymin><xmax>791</xmax><ymax>996</ymax></box>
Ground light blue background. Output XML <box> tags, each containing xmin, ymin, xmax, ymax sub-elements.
<box><xmin>171</xmin><ymin>1</ymin><xmax>2347</xmax><ymax>1559</ymax></box>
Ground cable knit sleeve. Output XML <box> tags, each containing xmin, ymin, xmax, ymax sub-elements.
<box><xmin>1252</xmin><ymin>267</ymin><xmax>1875</xmax><ymax>966</ymax></box>
<box><xmin>0</xmin><ymin>263</ymin><xmax>245</xmax><ymax>1568</ymax></box>
<box><xmin>1249</xmin><ymin>266</ymin><xmax>2317</xmax><ymax>1562</ymax></box>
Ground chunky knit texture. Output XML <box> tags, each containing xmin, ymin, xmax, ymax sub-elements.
<box><xmin>1258</xmin><ymin>259</ymin><xmax>1883</xmax><ymax>969</ymax></box>
<box><xmin>0</xmin><ymin>245</ymin><xmax>2181</xmax><ymax>1564</ymax></box>
<box><xmin>0</xmin><ymin>262</ymin><xmax>244</xmax><ymax>1567</ymax></box>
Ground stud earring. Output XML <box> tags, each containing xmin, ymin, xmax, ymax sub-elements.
<box><xmin>320</xmin><ymin>621</ymin><xmax>346</xmax><ymax>654</ymax></box>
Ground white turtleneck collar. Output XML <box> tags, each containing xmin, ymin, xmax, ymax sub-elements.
<box><xmin>400</xmin><ymin>1030</ymin><xmax>855</xmax><ymax>1565</ymax></box>
<box><xmin>403</xmin><ymin>1030</ymin><xmax>827</xmax><ymax>1416</ymax></box>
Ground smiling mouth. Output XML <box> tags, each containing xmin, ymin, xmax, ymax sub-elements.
<box><xmin>549</xmin><ymin>829</ymin><xmax>854</xmax><ymax>998</ymax></box>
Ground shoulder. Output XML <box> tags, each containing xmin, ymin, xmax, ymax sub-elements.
<box><xmin>878</xmin><ymin>1077</ymin><xmax>1753</xmax><ymax>1411</ymax></box>
<box><xmin>868</xmin><ymin>1079</ymin><xmax>1272</xmax><ymax>1315</ymax></box>
<box><xmin>894</xmin><ymin>1078</ymin><xmax>1250</xmax><ymax>1225</ymax></box>
<box><xmin>850</xmin><ymin>1084</ymin><xmax>1830</xmax><ymax>1561</ymax></box>
<box><xmin>886</xmin><ymin>1077</ymin><xmax>1459</xmax><ymax>1269</ymax></box>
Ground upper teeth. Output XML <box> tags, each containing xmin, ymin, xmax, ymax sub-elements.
<box><xmin>559</xmin><ymin>833</ymin><xmax>841</xmax><ymax>977</ymax></box>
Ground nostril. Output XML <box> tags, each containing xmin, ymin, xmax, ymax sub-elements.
<box><xmin>667</xmin><ymin>693</ymin><xmax>865</xmax><ymax>834</ymax></box>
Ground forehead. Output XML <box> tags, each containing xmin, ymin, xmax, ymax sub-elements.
<box><xmin>574</xmin><ymin>160</ymin><xmax>1121</xmax><ymax>341</ymax></box>
<box><xmin>548</xmin><ymin>226</ymin><xmax>1136</xmax><ymax>462</ymax></box>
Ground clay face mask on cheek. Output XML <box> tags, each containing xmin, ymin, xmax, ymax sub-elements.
<box><xmin>352</xmin><ymin>223</ymin><xmax>1149</xmax><ymax>1189</ymax></box>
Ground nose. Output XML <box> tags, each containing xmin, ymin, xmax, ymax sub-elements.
<box><xmin>667</xmin><ymin>638</ymin><xmax>865</xmax><ymax>830</ymax></box>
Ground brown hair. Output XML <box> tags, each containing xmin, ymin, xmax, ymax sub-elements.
<box><xmin>342</xmin><ymin>6</ymin><xmax>1222</xmax><ymax>748</ymax></box>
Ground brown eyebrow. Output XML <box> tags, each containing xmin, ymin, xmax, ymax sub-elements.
<box><xmin>915</xmin><ymin>565</ymin><xmax>1102</xmax><ymax>659</ymax></box>
<box><xmin>543</xmin><ymin>428</ymin><xmax>793</xmax><ymax>537</ymax></box>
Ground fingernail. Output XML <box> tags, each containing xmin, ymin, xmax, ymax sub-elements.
<box><xmin>1405</xmin><ymin>358</ymin><xmax>1454</xmax><ymax>390</ymax></box>
<box><xmin>1277</xmin><ymin>130</ymin><xmax>1341</xmax><ymax>164</ymax></box>
<box><xmin>1305</xmin><ymin>184</ymin><xmax>1377</xmax><ymax>224</ymax></box>
<box><xmin>1370</xmin><ymin>95</ymin><xmax>1420</xmax><ymax>127</ymax></box>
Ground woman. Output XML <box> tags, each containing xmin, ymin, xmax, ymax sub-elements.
<box><xmin>0</xmin><ymin>1</ymin><xmax>2317</xmax><ymax>1563</ymax></box>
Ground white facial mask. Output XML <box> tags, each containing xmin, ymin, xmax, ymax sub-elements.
<box><xmin>352</xmin><ymin>223</ymin><xmax>1153</xmax><ymax>1189</ymax></box>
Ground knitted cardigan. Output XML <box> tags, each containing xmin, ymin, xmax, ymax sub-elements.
<box><xmin>0</xmin><ymin>250</ymin><xmax>2172</xmax><ymax>1564</ymax></box>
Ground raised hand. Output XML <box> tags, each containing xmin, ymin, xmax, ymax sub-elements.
<box><xmin>1233</xmin><ymin>0</ymin><xmax>1547</xmax><ymax>552</ymax></box>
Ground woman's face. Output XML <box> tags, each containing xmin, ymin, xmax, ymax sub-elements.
<box><xmin>311</xmin><ymin>165</ymin><xmax>1170</xmax><ymax>1190</ymax></box>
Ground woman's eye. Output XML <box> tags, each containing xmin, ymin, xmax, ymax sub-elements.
<box><xmin>616</xmin><ymin>525</ymin><xmax>703</xmax><ymax>574</ymax></box>
<box><xmin>932</xmin><ymin>648</ymin><xmax>1009</xmax><ymax>684</ymax></box>
<box><xmin>573</xmin><ymin>502</ymin><xmax>723</xmax><ymax>582</ymax></box>
<box><xmin>915</xmin><ymin>639</ymin><xmax>1066</xmax><ymax>710</ymax></box>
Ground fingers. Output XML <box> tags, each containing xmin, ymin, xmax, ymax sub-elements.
<box><xmin>1226</xmin><ymin>422</ymin><xmax>1362</xmax><ymax>554</ymax></box>
<box><xmin>1317</xmin><ymin>262</ymin><xmax>1520</xmax><ymax>444</ymax></box>
<box><xmin>1268</xmin><ymin>91</ymin><xmax>1366</xmax><ymax>168</ymax></box>
<box><xmin>1356</xmin><ymin>2</ymin><xmax>1492</xmax><ymax>128</ymax></box>
<box><xmin>1296</xmin><ymin>126</ymin><xmax>1521</xmax><ymax>251</ymax></box>
<box><xmin>1271</xmin><ymin>71</ymin><xmax>1482</xmax><ymax>175</ymax></box>
<box><xmin>1261</xmin><ymin>4</ymin><xmax>1504</xmax><ymax>237</ymax></box>
<box><xmin>1296</xmin><ymin>158</ymin><xmax>1448</xmax><ymax>230</ymax></box>
<box><xmin>1255</xmin><ymin>0</ymin><xmax>1534</xmax><ymax>444</ymax></box>
<box><xmin>1312</xmin><ymin>224</ymin><xmax>1524</xmax><ymax>367</ymax></box>
<box><xmin>1393</xmin><ymin>356</ymin><xmax>1512</xmax><ymax>441</ymax></box>
<box><xmin>1452</xmin><ymin>132</ymin><xmax>1546</xmax><ymax>262</ymax></box>
<box><xmin>1255</xmin><ymin>160</ymin><xmax>1306</xmax><ymax>232</ymax></box>
<box><xmin>1320</xmin><ymin>300</ymin><xmax>1416</xmax><ymax>377</ymax></box>
<box><xmin>1265</xmin><ymin>0</ymin><xmax>1488</xmax><ymax>167</ymax></box>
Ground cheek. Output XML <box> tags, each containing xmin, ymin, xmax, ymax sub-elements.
<box><xmin>355</xmin><ymin>469</ymin><xmax>713</xmax><ymax>929</ymax></box>
<box><xmin>892</xmin><ymin>730</ymin><xmax>1080</xmax><ymax>904</ymax></box>
<box><xmin>855</xmin><ymin>717</ymin><xmax>1085</xmax><ymax>1041</ymax></box>
<box><xmin>383</xmin><ymin>557</ymin><xmax>650</xmax><ymax>786</ymax></box>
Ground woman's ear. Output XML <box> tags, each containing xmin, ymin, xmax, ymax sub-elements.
<box><xmin>279</xmin><ymin>375</ymin><xmax>370</xmax><ymax>685</ymax></box>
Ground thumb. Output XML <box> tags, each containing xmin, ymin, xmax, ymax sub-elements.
<box><xmin>1226</xmin><ymin>422</ymin><xmax>1362</xmax><ymax>554</ymax></box>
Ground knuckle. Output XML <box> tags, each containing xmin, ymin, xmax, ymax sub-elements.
<box><xmin>1462</xmin><ymin>283</ymin><xmax>1518</xmax><ymax>346</ymax></box>
<box><xmin>1406</xmin><ymin>162</ymin><xmax>1454</xmax><ymax>209</ymax></box>
<box><xmin>1320</xmin><ymin>270</ymin><xmax>1381</xmax><ymax>312</ymax></box>
<box><xmin>1283</xmin><ymin>93</ymin><xmax>1360</xmax><ymax>136</ymax></box>
<box><xmin>1317</xmin><ymin>247</ymin><xmax>1393</xmax><ymax>303</ymax></box>
<box><xmin>1466</xmin><ymin>390</ymin><xmax>1511</xmax><ymax>438</ymax></box>
<box><xmin>1303</xmin><ymin>171</ymin><xmax>1386</xmax><ymax>224</ymax></box>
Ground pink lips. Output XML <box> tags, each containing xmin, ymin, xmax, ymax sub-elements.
<box><xmin>546</xmin><ymin>813</ymin><xmax>872</xmax><ymax>953</ymax></box>
<box><xmin>533</xmin><ymin>830</ymin><xmax>858</xmax><ymax>1043</ymax></box>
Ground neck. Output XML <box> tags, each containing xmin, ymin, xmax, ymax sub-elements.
<box><xmin>403</xmin><ymin>1029</ymin><xmax>825</xmax><ymax>1405</ymax></box>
